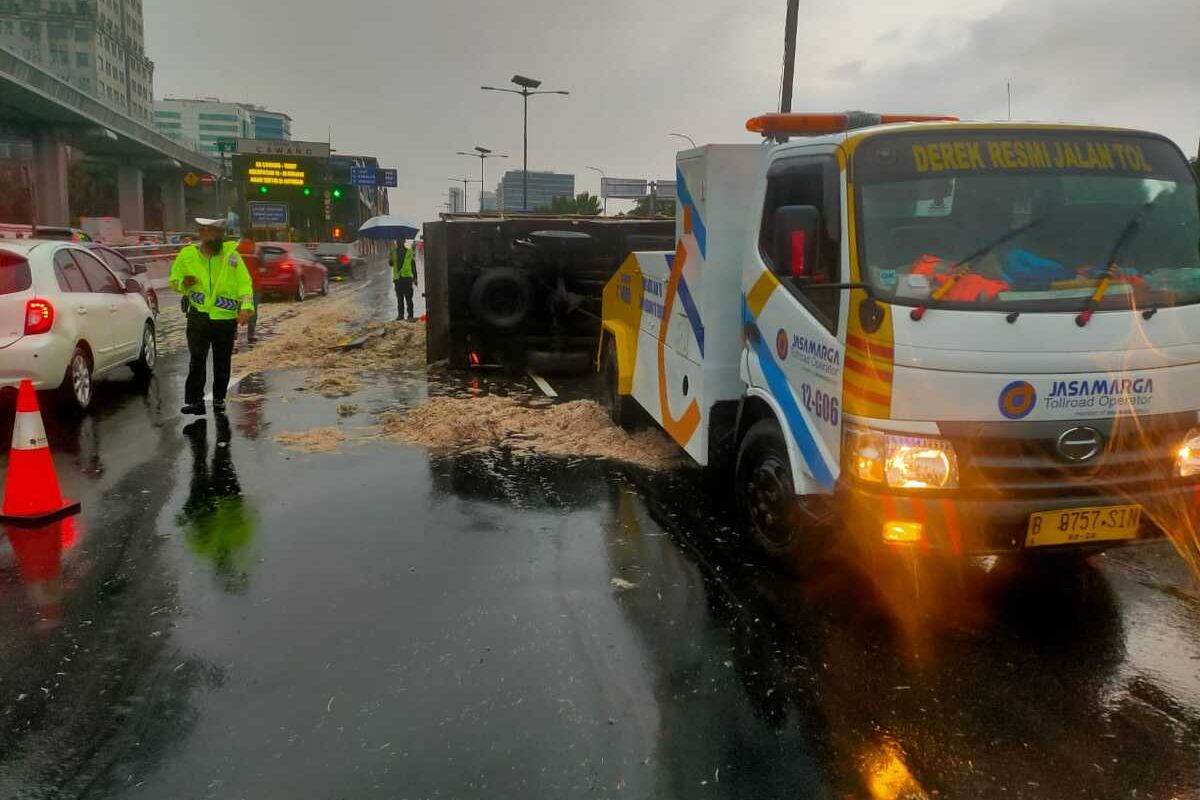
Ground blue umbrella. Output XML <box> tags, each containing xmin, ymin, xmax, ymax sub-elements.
<box><xmin>358</xmin><ymin>215</ymin><xmax>421</xmax><ymax>240</ymax></box>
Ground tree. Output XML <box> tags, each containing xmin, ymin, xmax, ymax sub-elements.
<box><xmin>627</xmin><ymin>193</ymin><xmax>676</xmax><ymax>218</ymax></box>
<box><xmin>535</xmin><ymin>192</ymin><xmax>602</xmax><ymax>215</ymax></box>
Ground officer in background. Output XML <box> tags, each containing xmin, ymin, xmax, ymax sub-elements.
<box><xmin>170</xmin><ymin>217</ymin><xmax>254</xmax><ymax>415</ymax></box>
<box><xmin>391</xmin><ymin>239</ymin><xmax>417</xmax><ymax>321</ymax></box>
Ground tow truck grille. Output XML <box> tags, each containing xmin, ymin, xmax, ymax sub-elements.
<box><xmin>941</xmin><ymin>414</ymin><xmax>1193</xmax><ymax>495</ymax></box>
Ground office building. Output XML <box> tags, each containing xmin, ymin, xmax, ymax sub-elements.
<box><xmin>448</xmin><ymin>186</ymin><xmax>464</xmax><ymax>213</ymax></box>
<box><xmin>0</xmin><ymin>0</ymin><xmax>155</xmax><ymax>123</ymax></box>
<box><xmin>496</xmin><ymin>170</ymin><xmax>574</xmax><ymax>212</ymax></box>
<box><xmin>154</xmin><ymin>98</ymin><xmax>295</xmax><ymax>157</ymax></box>
<box><xmin>153</xmin><ymin>97</ymin><xmax>254</xmax><ymax>158</ymax></box>
<box><xmin>239</xmin><ymin>104</ymin><xmax>292</xmax><ymax>141</ymax></box>
<box><xmin>480</xmin><ymin>191</ymin><xmax>498</xmax><ymax>212</ymax></box>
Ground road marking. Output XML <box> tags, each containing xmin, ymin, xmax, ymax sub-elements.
<box><xmin>528</xmin><ymin>370</ymin><xmax>558</xmax><ymax>398</ymax></box>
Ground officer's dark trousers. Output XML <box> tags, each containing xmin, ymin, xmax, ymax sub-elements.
<box><xmin>185</xmin><ymin>311</ymin><xmax>238</xmax><ymax>405</ymax></box>
<box><xmin>394</xmin><ymin>278</ymin><xmax>414</xmax><ymax>319</ymax></box>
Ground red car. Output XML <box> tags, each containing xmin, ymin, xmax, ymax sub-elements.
<box><xmin>255</xmin><ymin>242</ymin><xmax>329</xmax><ymax>301</ymax></box>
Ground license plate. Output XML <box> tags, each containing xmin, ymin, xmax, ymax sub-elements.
<box><xmin>1026</xmin><ymin>504</ymin><xmax>1141</xmax><ymax>547</ymax></box>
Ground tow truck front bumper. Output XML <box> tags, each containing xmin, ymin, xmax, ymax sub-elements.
<box><xmin>836</xmin><ymin>482</ymin><xmax>1194</xmax><ymax>555</ymax></box>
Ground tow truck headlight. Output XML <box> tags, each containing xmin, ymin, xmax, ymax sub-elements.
<box><xmin>1175</xmin><ymin>428</ymin><xmax>1200</xmax><ymax>477</ymax></box>
<box><xmin>845</xmin><ymin>426</ymin><xmax>959</xmax><ymax>489</ymax></box>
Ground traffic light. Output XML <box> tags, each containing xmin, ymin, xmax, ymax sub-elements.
<box><xmin>302</xmin><ymin>186</ymin><xmax>313</xmax><ymax>197</ymax></box>
<box><xmin>332</xmin><ymin>226</ymin><xmax>344</xmax><ymax>240</ymax></box>
<box><xmin>258</xmin><ymin>185</ymin><xmax>269</xmax><ymax>195</ymax></box>
<box><xmin>331</xmin><ymin>187</ymin><xmax>344</xmax><ymax>200</ymax></box>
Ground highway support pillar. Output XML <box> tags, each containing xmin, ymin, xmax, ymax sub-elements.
<box><xmin>32</xmin><ymin>130</ymin><xmax>70</xmax><ymax>227</ymax></box>
<box><xmin>117</xmin><ymin>163</ymin><xmax>145</xmax><ymax>232</ymax></box>
<box><xmin>161</xmin><ymin>174</ymin><xmax>186</xmax><ymax>233</ymax></box>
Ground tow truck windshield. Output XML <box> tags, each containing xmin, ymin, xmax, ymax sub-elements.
<box><xmin>855</xmin><ymin>130</ymin><xmax>1200</xmax><ymax>312</ymax></box>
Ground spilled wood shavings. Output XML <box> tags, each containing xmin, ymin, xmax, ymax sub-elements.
<box><xmin>380</xmin><ymin>396</ymin><xmax>683</xmax><ymax>470</ymax></box>
<box><xmin>274</xmin><ymin>427</ymin><xmax>346</xmax><ymax>453</ymax></box>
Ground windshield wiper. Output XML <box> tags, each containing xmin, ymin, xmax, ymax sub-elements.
<box><xmin>910</xmin><ymin>215</ymin><xmax>1047</xmax><ymax>321</ymax></box>
<box><xmin>1075</xmin><ymin>192</ymin><xmax>1168</xmax><ymax>327</ymax></box>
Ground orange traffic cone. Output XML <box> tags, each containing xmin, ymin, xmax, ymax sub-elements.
<box><xmin>0</xmin><ymin>380</ymin><xmax>80</xmax><ymax>526</ymax></box>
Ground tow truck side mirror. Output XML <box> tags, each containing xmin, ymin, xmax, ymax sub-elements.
<box><xmin>772</xmin><ymin>205</ymin><xmax>827</xmax><ymax>283</ymax></box>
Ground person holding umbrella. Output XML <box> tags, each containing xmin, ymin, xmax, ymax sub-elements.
<box><xmin>391</xmin><ymin>239</ymin><xmax>418</xmax><ymax>320</ymax></box>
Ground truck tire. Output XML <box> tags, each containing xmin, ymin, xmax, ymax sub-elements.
<box><xmin>526</xmin><ymin>348</ymin><xmax>591</xmax><ymax>378</ymax></box>
<box><xmin>601</xmin><ymin>336</ymin><xmax>641</xmax><ymax>431</ymax></box>
<box><xmin>735</xmin><ymin>418</ymin><xmax>828</xmax><ymax>572</ymax></box>
<box><xmin>469</xmin><ymin>268</ymin><xmax>533</xmax><ymax>330</ymax></box>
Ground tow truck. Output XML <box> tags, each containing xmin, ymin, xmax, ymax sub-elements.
<box><xmin>599</xmin><ymin>111</ymin><xmax>1200</xmax><ymax>568</ymax></box>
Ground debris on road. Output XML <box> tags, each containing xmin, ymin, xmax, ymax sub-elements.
<box><xmin>380</xmin><ymin>396</ymin><xmax>683</xmax><ymax>470</ymax></box>
<box><xmin>274</xmin><ymin>427</ymin><xmax>346</xmax><ymax>453</ymax></box>
<box><xmin>610</xmin><ymin>578</ymin><xmax>638</xmax><ymax>591</ymax></box>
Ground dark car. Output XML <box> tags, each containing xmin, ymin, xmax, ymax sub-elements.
<box><xmin>312</xmin><ymin>242</ymin><xmax>366</xmax><ymax>280</ymax></box>
<box><xmin>88</xmin><ymin>243</ymin><xmax>159</xmax><ymax>316</ymax></box>
<box><xmin>256</xmin><ymin>242</ymin><xmax>329</xmax><ymax>301</ymax></box>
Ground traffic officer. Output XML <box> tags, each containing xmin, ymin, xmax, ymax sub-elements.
<box><xmin>391</xmin><ymin>239</ymin><xmax>418</xmax><ymax>321</ymax></box>
<box><xmin>170</xmin><ymin>217</ymin><xmax>254</xmax><ymax>415</ymax></box>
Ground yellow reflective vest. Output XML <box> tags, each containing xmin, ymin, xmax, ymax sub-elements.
<box><xmin>391</xmin><ymin>246</ymin><xmax>415</xmax><ymax>280</ymax></box>
<box><xmin>169</xmin><ymin>241</ymin><xmax>255</xmax><ymax>320</ymax></box>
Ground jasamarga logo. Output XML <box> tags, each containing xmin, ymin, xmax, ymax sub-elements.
<box><xmin>790</xmin><ymin>335</ymin><xmax>841</xmax><ymax>377</ymax></box>
<box><xmin>1047</xmin><ymin>377</ymin><xmax>1153</xmax><ymax>411</ymax></box>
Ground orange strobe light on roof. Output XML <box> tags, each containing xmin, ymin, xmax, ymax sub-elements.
<box><xmin>0</xmin><ymin>380</ymin><xmax>81</xmax><ymax>526</ymax></box>
<box><xmin>746</xmin><ymin>112</ymin><xmax>960</xmax><ymax>137</ymax></box>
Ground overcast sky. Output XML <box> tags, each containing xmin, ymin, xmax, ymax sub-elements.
<box><xmin>146</xmin><ymin>0</ymin><xmax>1200</xmax><ymax>222</ymax></box>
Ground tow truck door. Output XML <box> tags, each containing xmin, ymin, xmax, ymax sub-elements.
<box><xmin>743</xmin><ymin>153</ymin><xmax>846</xmax><ymax>494</ymax></box>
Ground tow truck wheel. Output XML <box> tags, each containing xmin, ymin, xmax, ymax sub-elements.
<box><xmin>736</xmin><ymin>418</ymin><xmax>823</xmax><ymax>572</ymax></box>
<box><xmin>601</xmin><ymin>336</ymin><xmax>640</xmax><ymax>431</ymax></box>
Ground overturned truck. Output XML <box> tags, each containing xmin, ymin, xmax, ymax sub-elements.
<box><xmin>423</xmin><ymin>215</ymin><xmax>674</xmax><ymax>375</ymax></box>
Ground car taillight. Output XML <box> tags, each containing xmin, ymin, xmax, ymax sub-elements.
<box><xmin>25</xmin><ymin>299</ymin><xmax>54</xmax><ymax>335</ymax></box>
<box><xmin>339</xmin><ymin>255</ymin><xmax>351</xmax><ymax>264</ymax></box>
<box><xmin>277</xmin><ymin>262</ymin><xmax>294</xmax><ymax>272</ymax></box>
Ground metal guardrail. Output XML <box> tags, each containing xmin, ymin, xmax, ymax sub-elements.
<box><xmin>112</xmin><ymin>243</ymin><xmax>185</xmax><ymax>266</ymax></box>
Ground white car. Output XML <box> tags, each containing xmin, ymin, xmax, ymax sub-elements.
<box><xmin>0</xmin><ymin>239</ymin><xmax>156</xmax><ymax>411</ymax></box>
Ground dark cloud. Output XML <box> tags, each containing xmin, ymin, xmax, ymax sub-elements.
<box><xmin>146</xmin><ymin>0</ymin><xmax>1199</xmax><ymax>223</ymax></box>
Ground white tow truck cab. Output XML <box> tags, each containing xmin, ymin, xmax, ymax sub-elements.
<box><xmin>600</xmin><ymin>112</ymin><xmax>1200</xmax><ymax>567</ymax></box>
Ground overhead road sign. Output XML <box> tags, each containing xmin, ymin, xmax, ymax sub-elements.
<box><xmin>350</xmin><ymin>166</ymin><xmax>376</xmax><ymax>186</ymax></box>
<box><xmin>350</xmin><ymin>167</ymin><xmax>400</xmax><ymax>188</ymax></box>
<box><xmin>652</xmin><ymin>180</ymin><xmax>677</xmax><ymax>200</ymax></box>
<box><xmin>601</xmin><ymin>177</ymin><xmax>647</xmax><ymax>199</ymax></box>
<box><xmin>249</xmin><ymin>202</ymin><xmax>289</xmax><ymax>226</ymax></box>
<box><xmin>234</xmin><ymin>138</ymin><xmax>331</xmax><ymax>159</ymax></box>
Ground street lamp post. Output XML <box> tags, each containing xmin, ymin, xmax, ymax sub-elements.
<box><xmin>448</xmin><ymin>177</ymin><xmax>482</xmax><ymax>213</ymax></box>
<box><xmin>585</xmin><ymin>165</ymin><xmax>607</xmax><ymax>216</ymax></box>
<box><xmin>668</xmin><ymin>132</ymin><xmax>698</xmax><ymax>149</ymax></box>
<box><xmin>481</xmin><ymin>74</ymin><xmax>569</xmax><ymax>213</ymax></box>
<box><xmin>457</xmin><ymin>147</ymin><xmax>508</xmax><ymax>212</ymax></box>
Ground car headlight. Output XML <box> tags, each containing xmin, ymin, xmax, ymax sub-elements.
<box><xmin>1175</xmin><ymin>427</ymin><xmax>1200</xmax><ymax>477</ymax></box>
<box><xmin>845</xmin><ymin>426</ymin><xmax>959</xmax><ymax>489</ymax></box>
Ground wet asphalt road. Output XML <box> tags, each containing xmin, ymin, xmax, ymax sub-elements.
<box><xmin>0</xmin><ymin>263</ymin><xmax>1197</xmax><ymax>799</ymax></box>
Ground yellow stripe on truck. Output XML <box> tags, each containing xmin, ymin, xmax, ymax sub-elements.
<box><xmin>746</xmin><ymin>270</ymin><xmax>780</xmax><ymax>319</ymax></box>
<box><xmin>600</xmin><ymin>252</ymin><xmax>645</xmax><ymax>394</ymax></box>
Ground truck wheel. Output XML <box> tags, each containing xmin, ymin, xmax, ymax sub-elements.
<box><xmin>601</xmin><ymin>337</ymin><xmax>640</xmax><ymax>430</ymax></box>
<box><xmin>469</xmin><ymin>268</ymin><xmax>532</xmax><ymax>330</ymax></box>
<box><xmin>736</xmin><ymin>418</ymin><xmax>827</xmax><ymax>572</ymax></box>
<box><xmin>526</xmin><ymin>349</ymin><xmax>591</xmax><ymax>378</ymax></box>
